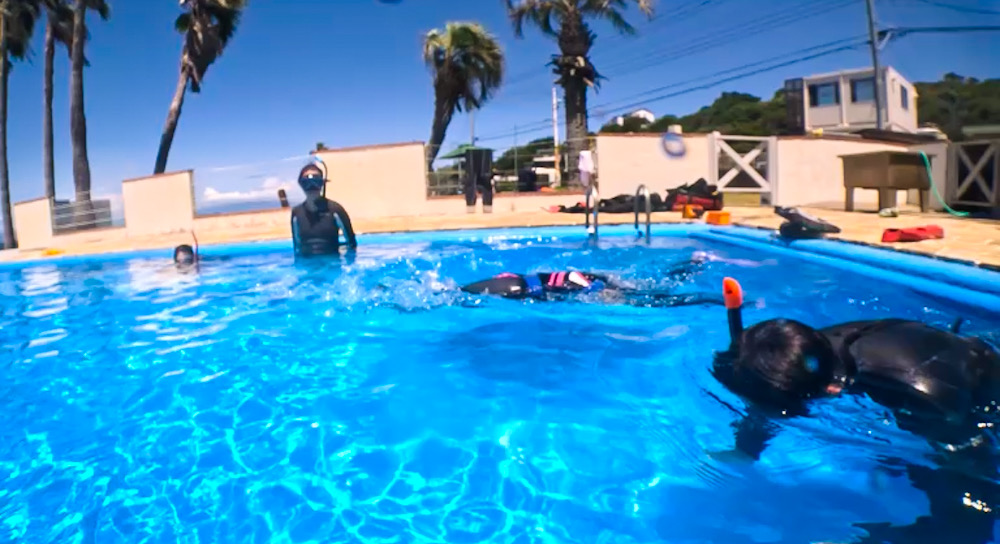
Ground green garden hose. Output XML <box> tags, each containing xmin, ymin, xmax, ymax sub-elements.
<box><xmin>919</xmin><ymin>150</ymin><xmax>969</xmax><ymax>217</ymax></box>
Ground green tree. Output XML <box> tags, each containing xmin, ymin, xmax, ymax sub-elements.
<box><xmin>68</xmin><ymin>0</ymin><xmax>107</xmax><ymax>213</ymax></box>
<box><xmin>41</xmin><ymin>0</ymin><xmax>72</xmax><ymax>201</ymax></box>
<box><xmin>916</xmin><ymin>74</ymin><xmax>1000</xmax><ymax>141</ymax></box>
<box><xmin>493</xmin><ymin>136</ymin><xmax>555</xmax><ymax>171</ymax></box>
<box><xmin>423</xmin><ymin>21</ymin><xmax>504</xmax><ymax>172</ymax></box>
<box><xmin>1</xmin><ymin>0</ymin><xmax>40</xmax><ymax>249</ymax></box>
<box><xmin>505</xmin><ymin>0</ymin><xmax>653</xmax><ymax>179</ymax></box>
<box><xmin>155</xmin><ymin>0</ymin><xmax>246</xmax><ymax>175</ymax></box>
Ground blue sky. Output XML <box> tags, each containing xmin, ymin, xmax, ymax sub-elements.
<box><xmin>5</xmin><ymin>0</ymin><xmax>998</xmax><ymax>208</ymax></box>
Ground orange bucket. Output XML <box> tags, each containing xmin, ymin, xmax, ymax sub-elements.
<box><xmin>681</xmin><ymin>205</ymin><xmax>703</xmax><ymax>219</ymax></box>
<box><xmin>705</xmin><ymin>210</ymin><xmax>731</xmax><ymax>225</ymax></box>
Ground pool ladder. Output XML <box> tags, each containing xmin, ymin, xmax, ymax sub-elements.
<box><xmin>634</xmin><ymin>184</ymin><xmax>651</xmax><ymax>243</ymax></box>
<box><xmin>585</xmin><ymin>185</ymin><xmax>600</xmax><ymax>238</ymax></box>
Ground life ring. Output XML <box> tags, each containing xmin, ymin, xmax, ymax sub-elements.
<box><xmin>661</xmin><ymin>132</ymin><xmax>686</xmax><ymax>158</ymax></box>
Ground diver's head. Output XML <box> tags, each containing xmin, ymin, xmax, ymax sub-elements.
<box><xmin>298</xmin><ymin>163</ymin><xmax>325</xmax><ymax>200</ymax></box>
<box><xmin>728</xmin><ymin>318</ymin><xmax>845</xmax><ymax>412</ymax></box>
<box><xmin>174</xmin><ymin>244</ymin><xmax>196</xmax><ymax>266</ymax></box>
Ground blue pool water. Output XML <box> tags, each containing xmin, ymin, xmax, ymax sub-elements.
<box><xmin>2</xmin><ymin>227</ymin><xmax>999</xmax><ymax>544</ymax></box>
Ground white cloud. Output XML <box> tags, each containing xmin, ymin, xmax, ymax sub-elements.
<box><xmin>202</xmin><ymin>177</ymin><xmax>304</xmax><ymax>203</ymax></box>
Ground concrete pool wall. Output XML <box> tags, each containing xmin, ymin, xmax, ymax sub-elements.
<box><xmin>11</xmin><ymin>132</ymin><xmax>954</xmax><ymax>255</ymax></box>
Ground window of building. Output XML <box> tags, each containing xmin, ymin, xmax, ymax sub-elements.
<box><xmin>808</xmin><ymin>82</ymin><xmax>839</xmax><ymax>107</ymax></box>
<box><xmin>900</xmin><ymin>85</ymin><xmax>909</xmax><ymax>110</ymax></box>
<box><xmin>850</xmin><ymin>77</ymin><xmax>875</xmax><ymax>103</ymax></box>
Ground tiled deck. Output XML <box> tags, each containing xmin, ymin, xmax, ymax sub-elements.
<box><xmin>3</xmin><ymin>206</ymin><xmax>999</xmax><ymax>268</ymax></box>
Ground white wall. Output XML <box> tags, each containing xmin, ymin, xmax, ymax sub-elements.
<box><xmin>594</xmin><ymin>134</ymin><xmax>711</xmax><ymax>197</ymax></box>
<box><xmin>774</xmin><ymin>137</ymin><xmax>909</xmax><ymax>207</ymax></box>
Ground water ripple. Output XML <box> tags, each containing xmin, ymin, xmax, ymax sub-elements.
<box><xmin>0</xmin><ymin>237</ymin><xmax>996</xmax><ymax>543</ymax></box>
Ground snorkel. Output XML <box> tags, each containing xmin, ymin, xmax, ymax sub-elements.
<box><xmin>313</xmin><ymin>156</ymin><xmax>329</xmax><ymax>198</ymax></box>
<box><xmin>191</xmin><ymin>231</ymin><xmax>200</xmax><ymax>271</ymax></box>
<box><xmin>723</xmin><ymin>277</ymin><xmax>744</xmax><ymax>353</ymax></box>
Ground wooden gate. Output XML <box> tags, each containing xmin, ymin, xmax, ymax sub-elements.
<box><xmin>949</xmin><ymin>140</ymin><xmax>999</xmax><ymax>209</ymax></box>
<box><xmin>708</xmin><ymin>132</ymin><xmax>779</xmax><ymax>203</ymax></box>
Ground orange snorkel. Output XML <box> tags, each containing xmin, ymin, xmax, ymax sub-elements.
<box><xmin>723</xmin><ymin>277</ymin><xmax>744</xmax><ymax>352</ymax></box>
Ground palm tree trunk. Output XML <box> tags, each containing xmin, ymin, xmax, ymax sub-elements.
<box><xmin>562</xmin><ymin>76</ymin><xmax>588</xmax><ymax>184</ymax></box>
<box><xmin>42</xmin><ymin>21</ymin><xmax>56</xmax><ymax>200</ymax></box>
<box><xmin>69</xmin><ymin>0</ymin><xmax>93</xmax><ymax>227</ymax></box>
<box><xmin>0</xmin><ymin>15</ymin><xmax>16</xmax><ymax>249</ymax></box>
<box><xmin>154</xmin><ymin>67</ymin><xmax>189</xmax><ymax>175</ymax></box>
<box><xmin>425</xmin><ymin>94</ymin><xmax>454</xmax><ymax>173</ymax></box>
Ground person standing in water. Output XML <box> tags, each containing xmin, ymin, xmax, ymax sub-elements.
<box><xmin>291</xmin><ymin>163</ymin><xmax>357</xmax><ymax>257</ymax></box>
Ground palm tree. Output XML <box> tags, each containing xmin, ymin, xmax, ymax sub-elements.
<box><xmin>1</xmin><ymin>0</ymin><xmax>40</xmax><ymax>249</ymax></box>
<box><xmin>41</xmin><ymin>0</ymin><xmax>72</xmax><ymax>201</ymax></box>
<box><xmin>154</xmin><ymin>0</ymin><xmax>246</xmax><ymax>175</ymax></box>
<box><xmin>505</xmin><ymin>0</ymin><xmax>653</xmax><ymax>179</ymax></box>
<box><xmin>423</xmin><ymin>21</ymin><xmax>504</xmax><ymax>172</ymax></box>
<box><xmin>68</xmin><ymin>0</ymin><xmax>107</xmax><ymax>214</ymax></box>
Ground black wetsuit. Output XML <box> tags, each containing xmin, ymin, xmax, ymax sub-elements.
<box><xmin>461</xmin><ymin>269</ymin><xmax>721</xmax><ymax>308</ymax></box>
<box><xmin>291</xmin><ymin>199</ymin><xmax>357</xmax><ymax>257</ymax></box>
<box><xmin>720</xmin><ymin>319</ymin><xmax>1000</xmax><ymax>543</ymax></box>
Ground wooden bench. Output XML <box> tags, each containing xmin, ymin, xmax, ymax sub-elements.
<box><xmin>840</xmin><ymin>151</ymin><xmax>931</xmax><ymax>212</ymax></box>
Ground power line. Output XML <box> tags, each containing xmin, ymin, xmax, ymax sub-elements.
<box><xmin>912</xmin><ymin>0</ymin><xmax>1000</xmax><ymax>16</ymax></box>
<box><xmin>479</xmin><ymin>23</ymin><xmax>1000</xmax><ymax>145</ymax></box>
<box><xmin>500</xmin><ymin>0</ymin><xmax>728</xmax><ymax>91</ymax></box>
<box><xmin>500</xmin><ymin>0</ymin><xmax>839</xmax><ymax>93</ymax></box>
<box><xmin>590</xmin><ymin>35</ymin><xmax>868</xmax><ymax>117</ymax></box>
<box><xmin>594</xmin><ymin>41</ymin><xmax>866</xmax><ymax>121</ymax></box>
<box><xmin>495</xmin><ymin>0</ymin><xmax>853</xmax><ymax>103</ymax></box>
<box><xmin>598</xmin><ymin>0</ymin><xmax>857</xmax><ymax>77</ymax></box>
<box><xmin>478</xmin><ymin>37</ymin><xmax>867</xmax><ymax>143</ymax></box>
<box><xmin>885</xmin><ymin>25</ymin><xmax>1000</xmax><ymax>37</ymax></box>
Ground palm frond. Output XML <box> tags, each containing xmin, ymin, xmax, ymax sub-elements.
<box><xmin>83</xmin><ymin>0</ymin><xmax>109</xmax><ymax>20</ymax></box>
<box><xmin>204</xmin><ymin>2</ymin><xmax>241</xmax><ymax>46</ymax></box>
<box><xmin>505</xmin><ymin>0</ymin><xmax>559</xmax><ymax>38</ymax></box>
<box><xmin>5</xmin><ymin>0</ymin><xmax>42</xmax><ymax>61</ymax></box>
<box><xmin>175</xmin><ymin>12</ymin><xmax>191</xmax><ymax>33</ymax></box>
<box><xmin>424</xmin><ymin>21</ymin><xmax>505</xmax><ymax>114</ymax></box>
<box><xmin>47</xmin><ymin>3</ymin><xmax>74</xmax><ymax>49</ymax></box>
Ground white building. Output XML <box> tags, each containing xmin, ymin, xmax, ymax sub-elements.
<box><xmin>784</xmin><ymin>66</ymin><xmax>918</xmax><ymax>134</ymax></box>
<box><xmin>614</xmin><ymin>108</ymin><xmax>656</xmax><ymax>126</ymax></box>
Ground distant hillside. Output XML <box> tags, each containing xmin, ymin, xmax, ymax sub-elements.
<box><xmin>598</xmin><ymin>73</ymin><xmax>1000</xmax><ymax>141</ymax></box>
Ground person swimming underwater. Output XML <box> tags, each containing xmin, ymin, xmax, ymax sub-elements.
<box><xmin>460</xmin><ymin>268</ymin><xmax>722</xmax><ymax>308</ymax></box>
<box><xmin>710</xmin><ymin>277</ymin><xmax>1000</xmax><ymax>544</ymax></box>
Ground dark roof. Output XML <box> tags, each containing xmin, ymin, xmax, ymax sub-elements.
<box><xmin>852</xmin><ymin>128</ymin><xmax>945</xmax><ymax>145</ymax></box>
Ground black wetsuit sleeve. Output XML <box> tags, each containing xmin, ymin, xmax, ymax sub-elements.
<box><xmin>330</xmin><ymin>201</ymin><xmax>357</xmax><ymax>249</ymax></box>
<box><xmin>291</xmin><ymin>213</ymin><xmax>301</xmax><ymax>255</ymax></box>
<box><xmin>461</xmin><ymin>275</ymin><xmax>530</xmax><ymax>299</ymax></box>
<box><xmin>732</xmin><ymin>410</ymin><xmax>779</xmax><ymax>461</ymax></box>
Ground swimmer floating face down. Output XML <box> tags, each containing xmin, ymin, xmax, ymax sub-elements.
<box><xmin>714</xmin><ymin>277</ymin><xmax>852</xmax><ymax>414</ymax></box>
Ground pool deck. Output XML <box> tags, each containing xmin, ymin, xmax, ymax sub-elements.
<box><xmin>3</xmin><ymin>205</ymin><xmax>999</xmax><ymax>267</ymax></box>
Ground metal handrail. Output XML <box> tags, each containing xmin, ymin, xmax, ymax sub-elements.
<box><xmin>585</xmin><ymin>185</ymin><xmax>600</xmax><ymax>237</ymax></box>
<box><xmin>634</xmin><ymin>184</ymin><xmax>651</xmax><ymax>242</ymax></box>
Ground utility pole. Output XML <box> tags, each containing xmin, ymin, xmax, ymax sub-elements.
<box><xmin>513</xmin><ymin>124</ymin><xmax>519</xmax><ymax>173</ymax></box>
<box><xmin>470</xmin><ymin>111</ymin><xmax>476</xmax><ymax>145</ymax></box>
<box><xmin>551</xmin><ymin>86</ymin><xmax>562</xmax><ymax>185</ymax></box>
<box><xmin>865</xmin><ymin>0</ymin><xmax>884</xmax><ymax>130</ymax></box>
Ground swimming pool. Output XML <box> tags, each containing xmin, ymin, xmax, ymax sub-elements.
<box><xmin>2</xmin><ymin>224</ymin><xmax>999</xmax><ymax>543</ymax></box>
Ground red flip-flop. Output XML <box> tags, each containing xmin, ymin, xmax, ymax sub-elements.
<box><xmin>881</xmin><ymin>225</ymin><xmax>944</xmax><ymax>243</ymax></box>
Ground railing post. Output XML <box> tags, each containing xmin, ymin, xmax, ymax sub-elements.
<box><xmin>634</xmin><ymin>184</ymin><xmax>651</xmax><ymax>243</ymax></box>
